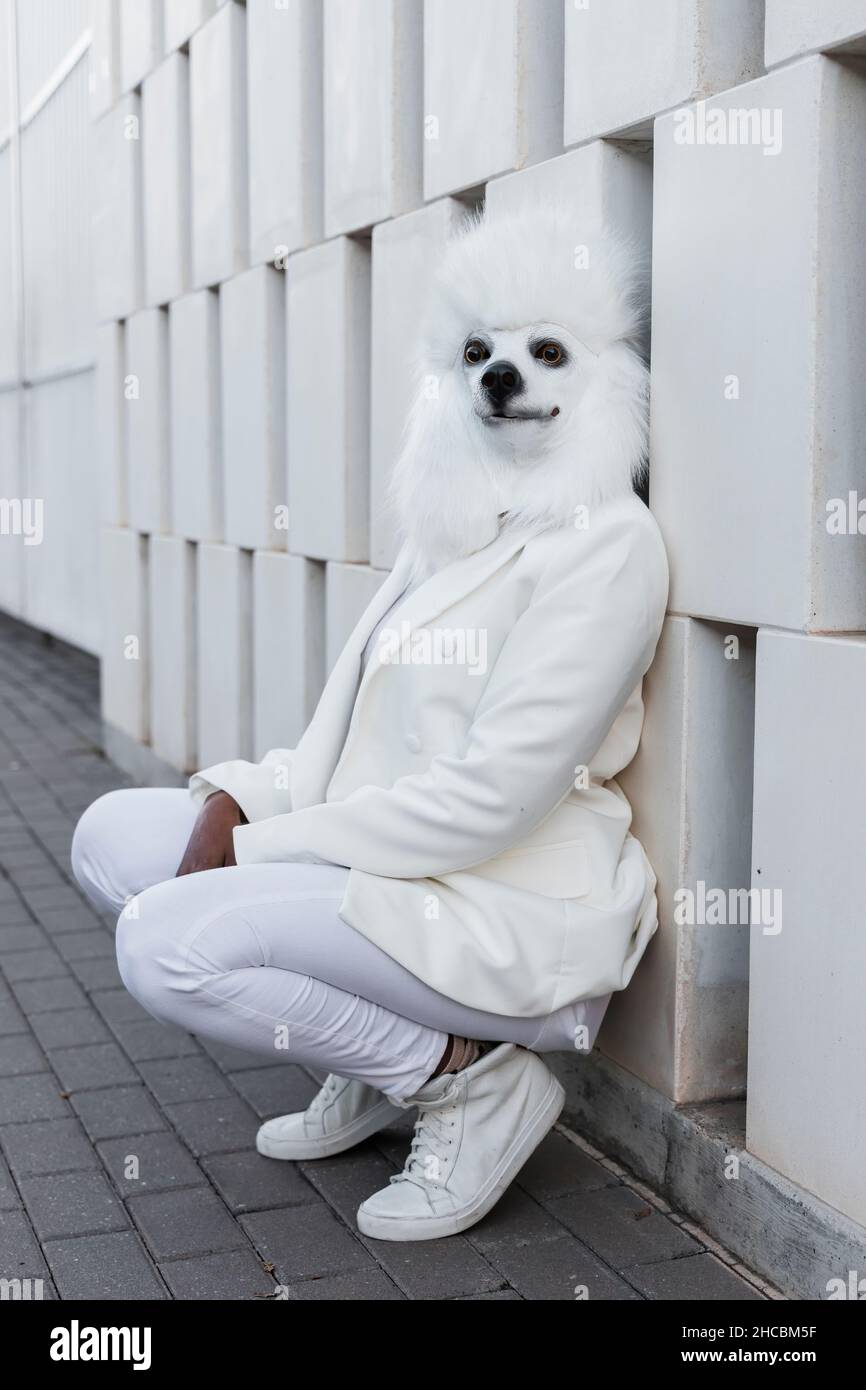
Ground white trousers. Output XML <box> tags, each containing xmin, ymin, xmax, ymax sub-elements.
<box><xmin>71</xmin><ymin>788</ymin><xmax>611</xmax><ymax>1099</ymax></box>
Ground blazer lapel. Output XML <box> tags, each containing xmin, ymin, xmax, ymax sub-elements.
<box><xmin>289</xmin><ymin>545</ymin><xmax>414</xmax><ymax>809</ymax></box>
<box><xmin>320</xmin><ymin>523</ymin><xmax>533</xmax><ymax>796</ymax></box>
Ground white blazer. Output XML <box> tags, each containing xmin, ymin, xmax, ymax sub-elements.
<box><xmin>190</xmin><ymin>493</ymin><xmax>669</xmax><ymax>1018</ymax></box>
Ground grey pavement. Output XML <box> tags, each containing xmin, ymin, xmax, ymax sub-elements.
<box><xmin>0</xmin><ymin>612</ymin><xmax>775</xmax><ymax>1301</ymax></box>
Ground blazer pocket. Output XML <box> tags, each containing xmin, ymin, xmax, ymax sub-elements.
<box><xmin>480</xmin><ymin>840</ymin><xmax>592</xmax><ymax>900</ymax></box>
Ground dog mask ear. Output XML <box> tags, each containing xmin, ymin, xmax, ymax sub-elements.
<box><xmin>386</xmin><ymin>368</ymin><xmax>504</xmax><ymax>581</ymax></box>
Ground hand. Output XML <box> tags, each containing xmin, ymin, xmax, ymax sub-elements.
<box><xmin>176</xmin><ymin>791</ymin><xmax>246</xmax><ymax>877</ymax></box>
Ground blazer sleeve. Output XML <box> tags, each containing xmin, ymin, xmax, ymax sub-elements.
<box><xmin>232</xmin><ymin>506</ymin><xmax>669</xmax><ymax>877</ymax></box>
<box><xmin>188</xmin><ymin>747</ymin><xmax>295</xmax><ymax>824</ymax></box>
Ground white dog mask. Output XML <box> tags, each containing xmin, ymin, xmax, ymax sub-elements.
<box><xmin>386</xmin><ymin>203</ymin><xmax>650</xmax><ymax>579</ymax></box>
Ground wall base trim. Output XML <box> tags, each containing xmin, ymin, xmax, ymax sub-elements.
<box><xmin>550</xmin><ymin>1050</ymin><xmax>866</xmax><ymax>1301</ymax></box>
<box><xmin>102</xmin><ymin>722</ymin><xmax>187</xmax><ymax>789</ymax></box>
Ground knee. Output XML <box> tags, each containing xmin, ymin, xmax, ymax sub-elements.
<box><xmin>115</xmin><ymin>883</ymin><xmax>192</xmax><ymax>1026</ymax></box>
<box><xmin>115</xmin><ymin>879</ymin><xmax>255</xmax><ymax>1027</ymax></box>
<box><xmin>71</xmin><ymin>790</ymin><xmax>131</xmax><ymax>912</ymax></box>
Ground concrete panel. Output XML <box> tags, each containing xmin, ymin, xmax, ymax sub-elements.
<box><xmin>247</xmin><ymin>0</ymin><xmax>323</xmax><ymax>264</ymax></box>
<box><xmin>190</xmin><ymin>1</ymin><xmax>248</xmax><ymax>288</ymax></box>
<box><xmin>564</xmin><ymin>0</ymin><xmax>764</xmax><ymax>145</ymax></box>
<box><xmin>325</xmin><ymin>561</ymin><xmax>387</xmax><ymax>673</ymax></box>
<box><xmin>196</xmin><ymin>542</ymin><xmax>253</xmax><ymax>765</ymax></box>
<box><xmin>93</xmin><ymin>95</ymin><xmax>144</xmax><ymax>323</ymax></box>
<box><xmin>423</xmin><ymin>0</ymin><xmax>563</xmax><ymax>200</ymax></box>
<box><xmin>252</xmin><ymin>550</ymin><xmax>325</xmax><ymax>759</ymax></box>
<box><xmin>651</xmin><ymin>58</ymin><xmax>866</xmax><ymax>631</ymax></box>
<box><xmin>323</xmin><ymin>0</ymin><xmax>422</xmax><ymax>236</ymax></box>
<box><xmin>747</xmin><ymin>630</ymin><xmax>866</xmax><ymax>1228</ymax></box>
<box><xmin>120</xmin><ymin>0</ymin><xmax>163</xmax><ymax>94</ymax></box>
<box><xmin>221</xmin><ymin>264</ymin><xmax>287</xmax><ymax>551</ymax></box>
<box><xmin>95</xmin><ymin>321</ymin><xmax>127</xmax><ymax>527</ymax></box>
<box><xmin>287</xmin><ymin>237</ymin><xmax>370</xmax><ymax>561</ymax></box>
<box><xmin>766</xmin><ymin>0</ymin><xmax>866</xmax><ymax>66</ymax></box>
<box><xmin>369</xmin><ymin>197</ymin><xmax>464</xmax><ymax>568</ymax></box>
<box><xmin>100</xmin><ymin>526</ymin><xmax>149</xmax><ymax>742</ymax></box>
<box><xmin>24</xmin><ymin>372</ymin><xmax>100</xmax><ymax>654</ymax></box>
<box><xmin>149</xmin><ymin>533</ymin><xmax>197</xmax><ymax>771</ymax></box>
<box><xmin>90</xmin><ymin>0</ymin><xmax>119</xmax><ymax>118</ymax></box>
<box><xmin>169</xmin><ymin>289</ymin><xmax>223</xmax><ymax>543</ymax></box>
<box><xmin>21</xmin><ymin>63</ymin><xmax>94</xmax><ymax>377</ymax></box>
<box><xmin>164</xmin><ymin>0</ymin><xmax>217</xmax><ymax>52</ymax></box>
<box><xmin>486</xmin><ymin>139</ymin><xmax>653</xmax><ymax>242</ymax></box>
<box><xmin>142</xmin><ymin>50</ymin><xmax>191</xmax><ymax>307</ymax></box>
<box><xmin>124</xmin><ymin>308</ymin><xmax>170</xmax><ymax>535</ymax></box>
<box><xmin>0</xmin><ymin>389</ymin><xmax>24</xmax><ymax>617</ymax></box>
<box><xmin>615</xmin><ymin>617</ymin><xmax>755</xmax><ymax>1103</ymax></box>
<box><xmin>0</xmin><ymin>148</ymin><xmax>17</xmax><ymax>388</ymax></box>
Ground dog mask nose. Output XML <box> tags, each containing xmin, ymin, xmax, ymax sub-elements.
<box><xmin>481</xmin><ymin>361</ymin><xmax>523</xmax><ymax>405</ymax></box>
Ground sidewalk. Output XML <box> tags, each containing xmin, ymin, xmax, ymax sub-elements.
<box><xmin>0</xmin><ymin>613</ymin><xmax>776</xmax><ymax>1301</ymax></box>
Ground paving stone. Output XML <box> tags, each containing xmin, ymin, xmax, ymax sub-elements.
<box><xmin>0</xmin><ymin>947</ymin><xmax>68</xmax><ymax>981</ymax></box>
<box><xmin>484</xmin><ymin>1230</ymin><xmax>641</xmax><ymax>1302</ymax></box>
<box><xmin>0</xmin><ymin>1073</ymin><xmax>70</xmax><ymax>1123</ymax></box>
<box><xmin>0</xmin><ymin>1208</ymin><xmax>52</xmax><ymax>1283</ymax></box>
<box><xmin>128</xmin><ymin>1186</ymin><xmax>247</xmax><ymax>1261</ymax></box>
<box><xmin>108</xmin><ymin>1019</ymin><xmax>200</xmax><ymax>1062</ymax></box>
<box><xmin>240</xmin><ymin>1203</ymin><xmax>372</xmax><ymax>1285</ymax></box>
<box><xmin>98</xmin><ymin>1132</ymin><xmax>206</xmax><ymax>1196</ymax></box>
<box><xmin>53</xmin><ymin>930</ymin><xmax>114</xmax><ymax>962</ymax></box>
<box><xmin>361</xmin><ymin>1230</ymin><xmax>505</xmax><ymax>1302</ymax></box>
<box><xmin>37</xmin><ymin>907</ymin><xmax>106</xmax><ymax>936</ymax></box>
<box><xmin>0</xmin><ymin>923</ymin><xmax>48</xmax><ymax>952</ymax></box>
<box><xmin>285</xmin><ymin>1267</ymin><xmax>406</xmax><ymax>1301</ymax></box>
<box><xmin>0</xmin><ymin>1153</ymin><xmax>21</xmax><ymax>1210</ymax></box>
<box><xmin>138</xmin><ymin>1056</ymin><xmax>232</xmax><ymax>1105</ymax></box>
<box><xmin>71</xmin><ymin>1085</ymin><xmax>168</xmax><ymax>1142</ymax></box>
<box><xmin>67</xmin><ymin>956</ymin><xmax>124</xmax><ymax>991</ymax></box>
<box><xmin>0</xmin><ymin>912</ymin><xmax>35</xmax><ymax>937</ymax></box>
<box><xmin>48</xmin><ymin>1041</ymin><xmax>138</xmax><ymax>1092</ymax></box>
<box><xmin>230</xmin><ymin>1064</ymin><xmax>320</xmax><ymax>1118</ymax></box>
<box><xmin>44</xmin><ymin>1231</ymin><xmax>167</xmax><ymax>1301</ymax></box>
<box><xmin>467</xmin><ymin>1185</ymin><xmax>573</xmax><ymax>1250</ymax></box>
<box><xmin>517</xmin><ymin>1132</ymin><xmax>620</xmax><ymax>1201</ymax></box>
<box><xmin>11</xmin><ymin>976</ymin><xmax>88</xmax><ymax>1013</ymax></box>
<box><xmin>20</xmin><ymin>1171</ymin><xmax>129</xmax><ymax>1241</ymax></box>
<box><xmin>0</xmin><ymin>1033</ymin><xmax>49</xmax><ymax>1077</ymax></box>
<box><xmin>0</xmin><ymin>1118</ymin><xmax>101</xmax><ymax>1177</ymax></box>
<box><xmin>20</xmin><ymin>886</ymin><xmax>85</xmax><ymax>912</ymax></box>
<box><xmin>0</xmin><ymin>1001</ymin><xmax>28</xmax><ymax>1039</ymax></box>
<box><xmin>299</xmin><ymin>1148</ymin><xmax>398</xmax><ymax>1228</ymax></box>
<box><xmin>159</xmin><ymin>1249</ymin><xmax>278</xmax><ymax>1301</ymax></box>
<box><xmin>90</xmin><ymin>988</ymin><xmax>153</xmax><ymax>1025</ymax></box>
<box><xmin>29</xmin><ymin>1008</ymin><xmax>111</xmax><ymax>1051</ymax></box>
<box><xmin>546</xmin><ymin>1186</ymin><xmax>702</xmax><ymax>1270</ymax></box>
<box><xmin>624</xmin><ymin>1252</ymin><xmax>765</xmax><ymax>1302</ymax></box>
<box><xmin>202</xmin><ymin>1149</ymin><xmax>317</xmax><ymax>1214</ymax></box>
<box><xmin>163</xmin><ymin>1097</ymin><xmax>259</xmax><ymax>1156</ymax></box>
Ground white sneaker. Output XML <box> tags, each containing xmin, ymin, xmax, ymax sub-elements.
<box><xmin>356</xmin><ymin>1043</ymin><xmax>564</xmax><ymax>1241</ymax></box>
<box><xmin>256</xmin><ymin>1074</ymin><xmax>400</xmax><ymax>1161</ymax></box>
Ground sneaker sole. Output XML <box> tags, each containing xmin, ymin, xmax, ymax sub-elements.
<box><xmin>256</xmin><ymin>1098</ymin><xmax>401</xmax><ymax>1161</ymax></box>
<box><xmin>355</xmin><ymin>1071</ymin><xmax>566</xmax><ymax>1241</ymax></box>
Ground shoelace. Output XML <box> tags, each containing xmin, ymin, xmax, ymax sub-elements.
<box><xmin>389</xmin><ymin>1081</ymin><xmax>460</xmax><ymax>1190</ymax></box>
<box><xmin>308</xmin><ymin>1074</ymin><xmax>342</xmax><ymax>1115</ymax></box>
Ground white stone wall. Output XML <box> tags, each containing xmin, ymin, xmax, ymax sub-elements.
<box><xmin>2</xmin><ymin>0</ymin><xmax>866</xmax><ymax>1230</ymax></box>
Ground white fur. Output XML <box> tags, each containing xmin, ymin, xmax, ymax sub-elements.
<box><xmin>385</xmin><ymin>202</ymin><xmax>650</xmax><ymax>579</ymax></box>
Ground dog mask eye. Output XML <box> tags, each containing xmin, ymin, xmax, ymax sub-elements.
<box><xmin>463</xmin><ymin>339</ymin><xmax>490</xmax><ymax>365</ymax></box>
<box><xmin>535</xmin><ymin>341</ymin><xmax>564</xmax><ymax>366</ymax></box>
